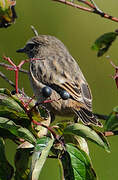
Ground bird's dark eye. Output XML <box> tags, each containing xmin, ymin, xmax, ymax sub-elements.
<box><xmin>60</xmin><ymin>90</ymin><xmax>70</xmax><ymax>100</ymax></box>
<box><xmin>27</xmin><ymin>43</ymin><xmax>35</xmax><ymax>50</ymax></box>
<box><xmin>42</xmin><ymin>86</ymin><xmax>52</xmax><ymax>98</ymax></box>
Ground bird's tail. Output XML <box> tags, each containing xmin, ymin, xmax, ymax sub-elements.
<box><xmin>74</xmin><ymin>107</ymin><xmax>103</xmax><ymax>127</ymax></box>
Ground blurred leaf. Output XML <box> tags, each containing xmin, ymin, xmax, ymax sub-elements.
<box><xmin>30</xmin><ymin>137</ymin><xmax>54</xmax><ymax>180</ymax></box>
<box><xmin>104</xmin><ymin>106</ymin><xmax>118</xmax><ymax>131</ymax></box>
<box><xmin>0</xmin><ymin>0</ymin><xmax>17</xmax><ymax>28</ymax></box>
<box><xmin>60</xmin><ymin>143</ymin><xmax>96</xmax><ymax>180</ymax></box>
<box><xmin>14</xmin><ymin>148</ymin><xmax>31</xmax><ymax>180</ymax></box>
<box><xmin>63</xmin><ymin>123</ymin><xmax>110</xmax><ymax>152</ymax></box>
<box><xmin>0</xmin><ymin>117</ymin><xmax>36</xmax><ymax>144</ymax></box>
<box><xmin>0</xmin><ymin>137</ymin><xmax>14</xmax><ymax>180</ymax></box>
<box><xmin>92</xmin><ymin>32</ymin><xmax>118</xmax><ymax>57</ymax></box>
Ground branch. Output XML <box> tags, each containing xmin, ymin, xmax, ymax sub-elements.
<box><xmin>31</xmin><ymin>25</ymin><xmax>39</xmax><ymax>36</ymax></box>
<box><xmin>0</xmin><ymin>71</ymin><xmax>26</xmax><ymax>95</ymax></box>
<box><xmin>0</xmin><ymin>71</ymin><xmax>16</xmax><ymax>89</ymax></box>
<box><xmin>53</xmin><ymin>0</ymin><xmax>118</xmax><ymax>23</ymax></box>
<box><xmin>0</xmin><ymin>62</ymin><xmax>28</xmax><ymax>74</ymax></box>
<box><xmin>53</xmin><ymin>0</ymin><xmax>92</xmax><ymax>13</ymax></box>
<box><xmin>104</xmin><ymin>131</ymin><xmax>118</xmax><ymax>137</ymax></box>
<box><xmin>48</xmin><ymin>155</ymin><xmax>58</xmax><ymax>159</ymax></box>
<box><xmin>94</xmin><ymin>113</ymin><xmax>108</xmax><ymax>120</ymax></box>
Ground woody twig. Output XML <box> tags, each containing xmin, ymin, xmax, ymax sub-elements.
<box><xmin>53</xmin><ymin>0</ymin><xmax>118</xmax><ymax>23</ymax></box>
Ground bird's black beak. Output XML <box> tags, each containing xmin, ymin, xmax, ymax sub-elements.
<box><xmin>16</xmin><ymin>47</ymin><xmax>26</xmax><ymax>53</ymax></box>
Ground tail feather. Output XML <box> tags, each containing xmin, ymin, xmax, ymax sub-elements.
<box><xmin>74</xmin><ymin>107</ymin><xmax>103</xmax><ymax>127</ymax></box>
<box><xmin>76</xmin><ymin>110</ymin><xmax>91</xmax><ymax>125</ymax></box>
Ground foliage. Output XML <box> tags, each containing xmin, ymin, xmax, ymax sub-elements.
<box><xmin>92</xmin><ymin>31</ymin><xmax>118</xmax><ymax>57</ymax></box>
<box><xmin>0</xmin><ymin>88</ymin><xmax>111</xmax><ymax>180</ymax></box>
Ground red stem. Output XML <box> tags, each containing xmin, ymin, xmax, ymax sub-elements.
<box><xmin>53</xmin><ymin>0</ymin><xmax>92</xmax><ymax>12</ymax></box>
<box><xmin>3</xmin><ymin>56</ymin><xmax>16</xmax><ymax>67</ymax></box>
<box><xmin>53</xmin><ymin>0</ymin><xmax>118</xmax><ymax>23</ymax></box>
<box><xmin>82</xmin><ymin>0</ymin><xmax>95</xmax><ymax>9</ymax></box>
<box><xmin>32</xmin><ymin>120</ymin><xmax>57</xmax><ymax>139</ymax></box>
<box><xmin>15</xmin><ymin>67</ymin><xmax>19</xmax><ymax>93</ymax></box>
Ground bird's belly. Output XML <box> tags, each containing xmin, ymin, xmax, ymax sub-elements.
<box><xmin>45</xmin><ymin>101</ymin><xmax>74</xmax><ymax>117</ymax></box>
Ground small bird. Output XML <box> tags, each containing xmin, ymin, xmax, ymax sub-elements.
<box><xmin>17</xmin><ymin>35</ymin><xmax>102</xmax><ymax>127</ymax></box>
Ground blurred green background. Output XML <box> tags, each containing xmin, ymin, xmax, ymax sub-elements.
<box><xmin>1</xmin><ymin>0</ymin><xmax>118</xmax><ymax>179</ymax></box>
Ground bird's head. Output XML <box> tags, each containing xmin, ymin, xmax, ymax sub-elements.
<box><xmin>16</xmin><ymin>35</ymin><xmax>67</xmax><ymax>58</ymax></box>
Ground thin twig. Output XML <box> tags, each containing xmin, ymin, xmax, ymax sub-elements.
<box><xmin>0</xmin><ymin>71</ymin><xmax>26</xmax><ymax>95</ymax></box>
<box><xmin>78</xmin><ymin>0</ymin><xmax>95</xmax><ymax>9</ymax></box>
<box><xmin>0</xmin><ymin>71</ymin><xmax>16</xmax><ymax>88</ymax></box>
<box><xmin>48</xmin><ymin>155</ymin><xmax>58</xmax><ymax>159</ymax></box>
<box><xmin>32</xmin><ymin>120</ymin><xmax>58</xmax><ymax>139</ymax></box>
<box><xmin>2</xmin><ymin>56</ymin><xmax>44</xmax><ymax>93</ymax></box>
<box><xmin>31</xmin><ymin>25</ymin><xmax>39</xmax><ymax>36</ymax></box>
<box><xmin>94</xmin><ymin>113</ymin><xmax>108</xmax><ymax>120</ymax></box>
<box><xmin>0</xmin><ymin>62</ymin><xmax>28</xmax><ymax>74</ymax></box>
<box><xmin>104</xmin><ymin>131</ymin><xmax>118</xmax><ymax>137</ymax></box>
<box><xmin>53</xmin><ymin>0</ymin><xmax>118</xmax><ymax>23</ymax></box>
<box><xmin>53</xmin><ymin>0</ymin><xmax>92</xmax><ymax>12</ymax></box>
<box><xmin>89</xmin><ymin>0</ymin><xmax>103</xmax><ymax>13</ymax></box>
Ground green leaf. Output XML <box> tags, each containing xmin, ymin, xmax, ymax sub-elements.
<box><xmin>0</xmin><ymin>91</ymin><xmax>31</xmax><ymax>128</ymax></box>
<box><xmin>0</xmin><ymin>88</ymin><xmax>11</xmax><ymax>96</ymax></box>
<box><xmin>74</xmin><ymin>136</ymin><xmax>89</xmax><ymax>155</ymax></box>
<box><xmin>92</xmin><ymin>32</ymin><xmax>118</xmax><ymax>57</ymax></box>
<box><xmin>0</xmin><ymin>105</ymin><xmax>30</xmax><ymax>128</ymax></box>
<box><xmin>0</xmin><ymin>137</ymin><xmax>14</xmax><ymax>180</ymax></box>
<box><xmin>104</xmin><ymin>106</ymin><xmax>118</xmax><ymax>131</ymax></box>
<box><xmin>63</xmin><ymin>123</ymin><xmax>110</xmax><ymax>152</ymax></box>
<box><xmin>17</xmin><ymin>141</ymin><xmax>34</xmax><ymax>149</ymax></box>
<box><xmin>0</xmin><ymin>127</ymin><xmax>17</xmax><ymax>140</ymax></box>
<box><xmin>0</xmin><ymin>88</ymin><xmax>32</xmax><ymax>113</ymax></box>
<box><xmin>60</xmin><ymin>143</ymin><xmax>96</xmax><ymax>180</ymax></box>
<box><xmin>0</xmin><ymin>93</ymin><xmax>24</xmax><ymax>112</ymax></box>
<box><xmin>30</xmin><ymin>136</ymin><xmax>54</xmax><ymax>180</ymax></box>
<box><xmin>63</xmin><ymin>132</ymin><xmax>89</xmax><ymax>155</ymax></box>
<box><xmin>0</xmin><ymin>117</ymin><xmax>36</xmax><ymax>144</ymax></box>
<box><xmin>14</xmin><ymin>148</ymin><xmax>31</xmax><ymax>180</ymax></box>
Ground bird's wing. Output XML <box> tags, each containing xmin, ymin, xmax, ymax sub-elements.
<box><xmin>30</xmin><ymin>55</ymin><xmax>92</xmax><ymax>111</ymax></box>
<box><xmin>51</xmin><ymin>55</ymin><xmax>92</xmax><ymax>111</ymax></box>
<box><xmin>52</xmin><ymin>79</ymin><xmax>103</xmax><ymax>127</ymax></box>
<box><xmin>59</xmin><ymin>81</ymin><xmax>92</xmax><ymax>111</ymax></box>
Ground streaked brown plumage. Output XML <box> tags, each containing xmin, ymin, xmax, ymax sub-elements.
<box><xmin>17</xmin><ymin>35</ymin><xmax>102</xmax><ymax>127</ymax></box>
